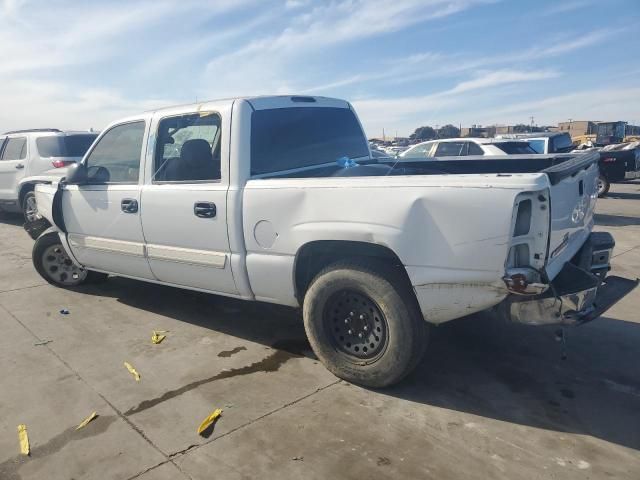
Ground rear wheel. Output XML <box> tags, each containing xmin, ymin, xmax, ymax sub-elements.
<box><xmin>33</xmin><ymin>232</ymin><xmax>107</xmax><ymax>287</ymax></box>
<box><xmin>303</xmin><ymin>260</ymin><xmax>428</xmax><ymax>388</ymax></box>
<box><xmin>597</xmin><ymin>175</ymin><xmax>610</xmax><ymax>197</ymax></box>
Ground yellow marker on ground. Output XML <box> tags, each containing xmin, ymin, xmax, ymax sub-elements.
<box><xmin>76</xmin><ymin>412</ymin><xmax>98</xmax><ymax>430</ymax></box>
<box><xmin>124</xmin><ymin>362</ymin><xmax>141</xmax><ymax>381</ymax></box>
<box><xmin>17</xmin><ymin>424</ymin><xmax>29</xmax><ymax>455</ymax></box>
<box><xmin>151</xmin><ymin>331</ymin><xmax>167</xmax><ymax>344</ymax></box>
<box><xmin>197</xmin><ymin>408</ymin><xmax>222</xmax><ymax>436</ymax></box>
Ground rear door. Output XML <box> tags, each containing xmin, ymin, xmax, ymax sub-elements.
<box><xmin>0</xmin><ymin>135</ymin><xmax>28</xmax><ymax>201</ymax></box>
<box><xmin>62</xmin><ymin>118</ymin><xmax>155</xmax><ymax>280</ymax></box>
<box><xmin>139</xmin><ymin>107</ymin><xmax>237</xmax><ymax>295</ymax></box>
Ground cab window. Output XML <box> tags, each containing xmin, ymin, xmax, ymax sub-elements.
<box><xmin>84</xmin><ymin>122</ymin><xmax>145</xmax><ymax>183</ymax></box>
<box><xmin>153</xmin><ymin>112</ymin><xmax>221</xmax><ymax>182</ymax></box>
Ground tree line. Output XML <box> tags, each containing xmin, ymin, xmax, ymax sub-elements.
<box><xmin>409</xmin><ymin>123</ymin><xmax>545</xmax><ymax>141</ymax></box>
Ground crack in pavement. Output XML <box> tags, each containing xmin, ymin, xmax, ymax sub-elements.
<box><xmin>168</xmin><ymin>380</ymin><xmax>341</xmax><ymax>460</ymax></box>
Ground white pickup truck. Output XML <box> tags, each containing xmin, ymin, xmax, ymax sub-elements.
<box><xmin>31</xmin><ymin>95</ymin><xmax>636</xmax><ymax>387</ymax></box>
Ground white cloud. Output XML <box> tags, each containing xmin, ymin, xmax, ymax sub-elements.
<box><xmin>351</xmin><ymin>68</ymin><xmax>561</xmax><ymax>135</ymax></box>
<box><xmin>199</xmin><ymin>0</ymin><xmax>490</xmax><ymax>96</ymax></box>
<box><xmin>0</xmin><ymin>78</ymin><xmax>176</xmax><ymax>131</ymax></box>
<box><xmin>448</xmin><ymin>69</ymin><xmax>560</xmax><ymax>93</ymax></box>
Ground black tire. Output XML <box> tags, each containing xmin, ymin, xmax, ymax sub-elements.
<box><xmin>303</xmin><ymin>260</ymin><xmax>428</xmax><ymax>388</ymax></box>
<box><xmin>33</xmin><ymin>232</ymin><xmax>107</xmax><ymax>287</ymax></box>
<box><xmin>597</xmin><ymin>175</ymin><xmax>610</xmax><ymax>198</ymax></box>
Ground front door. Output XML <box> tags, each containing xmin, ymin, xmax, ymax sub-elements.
<box><xmin>0</xmin><ymin>136</ymin><xmax>28</xmax><ymax>202</ymax></box>
<box><xmin>62</xmin><ymin>119</ymin><xmax>155</xmax><ymax>280</ymax></box>
<box><xmin>140</xmin><ymin>110</ymin><xmax>238</xmax><ymax>295</ymax></box>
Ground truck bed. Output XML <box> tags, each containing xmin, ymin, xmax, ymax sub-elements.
<box><xmin>268</xmin><ymin>152</ymin><xmax>598</xmax><ymax>184</ymax></box>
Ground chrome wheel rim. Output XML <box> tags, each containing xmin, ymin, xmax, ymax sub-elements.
<box><xmin>25</xmin><ymin>195</ymin><xmax>41</xmax><ymax>222</ymax></box>
<box><xmin>597</xmin><ymin>178</ymin><xmax>605</xmax><ymax>195</ymax></box>
<box><xmin>41</xmin><ymin>244</ymin><xmax>87</xmax><ymax>286</ymax></box>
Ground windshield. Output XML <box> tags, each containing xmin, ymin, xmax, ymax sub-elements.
<box><xmin>526</xmin><ymin>139</ymin><xmax>546</xmax><ymax>153</ymax></box>
<box><xmin>494</xmin><ymin>142</ymin><xmax>538</xmax><ymax>154</ymax></box>
<box><xmin>36</xmin><ymin>134</ymin><xmax>98</xmax><ymax>158</ymax></box>
<box><xmin>250</xmin><ymin>107</ymin><xmax>368</xmax><ymax>175</ymax></box>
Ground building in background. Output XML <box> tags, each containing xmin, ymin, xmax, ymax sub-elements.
<box><xmin>461</xmin><ymin>125</ymin><xmax>493</xmax><ymax>137</ymax></box>
<box><xmin>557</xmin><ymin>120</ymin><xmax>597</xmax><ymax>137</ymax></box>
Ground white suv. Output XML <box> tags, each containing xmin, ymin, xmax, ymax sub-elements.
<box><xmin>0</xmin><ymin>129</ymin><xmax>98</xmax><ymax>221</ymax></box>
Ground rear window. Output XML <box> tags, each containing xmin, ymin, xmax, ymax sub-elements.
<box><xmin>36</xmin><ymin>134</ymin><xmax>98</xmax><ymax>158</ymax></box>
<box><xmin>250</xmin><ymin>107</ymin><xmax>368</xmax><ymax>175</ymax></box>
<box><xmin>494</xmin><ymin>142</ymin><xmax>537</xmax><ymax>154</ymax></box>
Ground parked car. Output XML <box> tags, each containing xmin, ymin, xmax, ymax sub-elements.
<box><xmin>495</xmin><ymin>132</ymin><xmax>574</xmax><ymax>154</ymax></box>
<box><xmin>596</xmin><ymin>141</ymin><xmax>640</xmax><ymax>196</ymax></box>
<box><xmin>0</xmin><ymin>129</ymin><xmax>98</xmax><ymax>223</ymax></box>
<box><xmin>384</xmin><ymin>145</ymin><xmax>409</xmax><ymax>155</ymax></box>
<box><xmin>30</xmin><ymin>95</ymin><xmax>636</xmax><ymax>387</ymax></box>
<box><xmin>399</xmin><ymin>138</ymin><xmax>536</xmax><ymax>158</ymax></box>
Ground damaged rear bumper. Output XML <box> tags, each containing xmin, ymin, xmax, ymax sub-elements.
<box><xmin>504</xmin><ymin>232</ymin><xmax>638</xmax><ymax>326</ymax></box>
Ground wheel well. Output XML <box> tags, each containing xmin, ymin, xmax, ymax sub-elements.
<box><xmin>294</xmin><ymin>240</ymin><xmax>411</xmax><ymax>301</ymax></box>
<box><xmin>18</xmin><ymin>183</ymin><xmax>36</xmax><ymax>208</ymax></box>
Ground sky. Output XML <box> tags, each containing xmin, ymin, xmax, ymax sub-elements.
<box><xmin>1</xmin><ymin>0</ymin><xmax>639</xmax><ymax>137</ymax></box>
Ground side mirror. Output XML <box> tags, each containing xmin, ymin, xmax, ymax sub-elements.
<box><xmin>64</xmin><ymin>162</ymin><xmax>87</xmax><ymax>185</ymax></box>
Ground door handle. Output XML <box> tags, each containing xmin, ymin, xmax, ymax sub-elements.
<box><xmin>194</xmin><ymin>201</ymin><xmax>216</xmax><ymax>218</ymax></box>
<box><xmin>121</xmin><ymin>198</ymin><xmax>138</xmax><ymax>213</ymax></box>
<box><xmin>15</xmin><ymin>163</ymin><xmax>24</xmax><ymax>169</ymax></box>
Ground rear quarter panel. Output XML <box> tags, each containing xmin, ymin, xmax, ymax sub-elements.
<box><xmin>242</xmin><ymin>174</ymin><xmax>549</xmax><ymax>321</ymax></box>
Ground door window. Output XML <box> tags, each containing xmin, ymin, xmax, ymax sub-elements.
<box><xmin>84</xmin><ymin>121</ymin><xmax>145</xmax><ymax>183</ymax></box>
<box><xmin>1</xmin><ymin>137</ymin><xmax>27</xmax><ymax>160</ymax></box>
<box><xmin>467</xmin><ymin>142</ymin><xmax>485</xmax><ymax>155</ymax></box>
<box><xmin>153</xmin><ymin>112</ymin><xmax>222</xmax><ymax>182</ymax></box>
<box><xmin>435</xmin><ymin>142</ymin><xmax>467</xmax><ymax>156</ymax></box>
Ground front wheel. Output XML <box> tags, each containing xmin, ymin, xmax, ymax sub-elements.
<box><xmin>33</xmin><ymin>232</ymin><xmax>107</xmax><ymax>287</ymax></box>
<box><xmin>22</xmin><ymin>190</ymin><xmax>40</xmax><ymax>224</ymax></box>
<box><xmin>303</xmin><ymin>260</ymin><xmax>428</xmax><ymax>388</ymax></box>
<box><xmin>597</xmin><ymin>175</ymin><xmax>610</xmax><ymax>197</ymax></box>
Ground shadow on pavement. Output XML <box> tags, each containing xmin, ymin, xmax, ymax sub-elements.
<box><xmin>75</xmin><ymin>277</ymin><xmax>640</xmax><ymax>453</ymax></box>
<box><xmin>0</xmin><ymin>212</ymin><xmax>24</xmax><ymax>227</ymax></box>
<box><xmin>76</xmin><ymin>276</ymin><xmax>309</xmax><ymax>351</ymax></box>
<box><xmin>386</xmin><ymin>313</ymin><xmax>640</xmax><ymax>453</ymax></box>
<box><xmin>594</xmin><ymin>213</ymin><xmax>640</xmax><ymax>227</ymax></box>
<box><xmin>605</xmin><ymin>191</ymin><xmax>640</xmax><ymax>201</ymax></box>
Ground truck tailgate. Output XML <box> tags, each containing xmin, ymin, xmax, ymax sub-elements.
<box><xmin>544</xmin><ymin>151</ymin><xmax>600</xmax><ymax>279</ymax></box>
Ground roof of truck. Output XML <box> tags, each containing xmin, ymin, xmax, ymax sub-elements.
<box><xmin>145</xmin><ymin>95</ymin><xmax>347</xmax><ymax>113</ymax></box>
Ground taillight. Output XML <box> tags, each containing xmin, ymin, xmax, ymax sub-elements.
<box><xmin>603</xmin><ymin>157</ymin><xmax>616</xmax><ymax>163</ymax></box>
<box><xmin>52</xmin><ymin>160</ymin><xmax>73</xmax><ymax>168</ymax></box>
